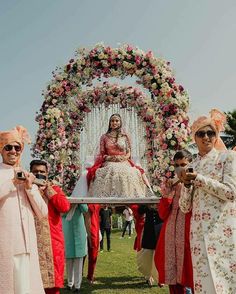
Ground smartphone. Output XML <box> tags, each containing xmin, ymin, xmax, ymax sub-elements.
<box><xmin>16</xmin><ymin>171</ymin><xmax>26</xmax><ymax>180</ymax></box>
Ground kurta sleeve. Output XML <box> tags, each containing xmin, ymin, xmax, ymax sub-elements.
<box><xmin>78</xmin><ymin>204</ymin><xmax>88</xmax><ymax>213</ymax></box>
<box><xmin>48</xmin><ymin>185</ymin><xmax>71</xmax><ymax>213</ymax></box>
<box><xmin>0</xmin><ymin>179</ymin><xmax>16</xmax><ymax>199</ymax></box>
<box><xmin>25</xmin><ymin>184</ymin><xmax>48</xmax><ymax>220</ymax></box>
<box><xmin>194</xmin><ymin>151</ymin><xmax>236</xmax><ymax>202</ymax></box>
<box><xmin>158</xmin><ymin>197</ymin><xmax>173</xmax><ymax>220</ymax></box>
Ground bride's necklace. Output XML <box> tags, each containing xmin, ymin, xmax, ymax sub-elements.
<box><xmin>108</xmin><ymin>131</ymin><xmax>119</xmax><ymax>138</ymax></box>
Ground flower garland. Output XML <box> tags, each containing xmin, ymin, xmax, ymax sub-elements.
<box><xmin>33</xmin><ymin>44</ymin><xmax>191</xmax><ymax>195</ymax></box>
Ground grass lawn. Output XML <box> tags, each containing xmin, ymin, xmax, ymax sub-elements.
<box><xmin>61</xmin><ymin>230</ymin><xmax>168</xmax><ymax>294</ymax></box>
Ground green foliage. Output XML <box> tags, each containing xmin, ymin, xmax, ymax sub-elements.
<box><xmin>225</xmin><ymin>110</ymin><xmax>236</xmax><ymax>148</ymax></box>
<box><xmin>61</xmin><ymin>230</ymin><xmax>168</xmax><ymax>293</ymax></box>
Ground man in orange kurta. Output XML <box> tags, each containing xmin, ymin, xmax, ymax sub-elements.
<box><xmin>0</xmin><ymin>126</ymin><xmax>48</xmax><ymax>294</ymax></box>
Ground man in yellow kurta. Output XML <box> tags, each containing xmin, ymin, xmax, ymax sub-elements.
<box><xmin>0</xmin><ymin>125</ymin><xmax>48</xmax><ymax>294</ymax></box>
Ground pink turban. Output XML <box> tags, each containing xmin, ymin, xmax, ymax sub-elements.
<box><xmin>191</xmin><ymin>109</ymin><xmax>227</xmax><ymax>151</ymax></box>
<box><xmin>0</xmin><ymin>125</ymin><xmax>31</xmax><ymax>154</ymax></box>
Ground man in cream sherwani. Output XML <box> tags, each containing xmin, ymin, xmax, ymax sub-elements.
<box><xmin>0</xmin><ymin>125</ymin><xmax>48</xmax><ymax>294</ymax></box>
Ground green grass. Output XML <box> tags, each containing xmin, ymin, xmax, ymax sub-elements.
<box><xmin>61</xmin><ymin>230</ymin><xmax>168</xmax><ymax>293</ymax></box>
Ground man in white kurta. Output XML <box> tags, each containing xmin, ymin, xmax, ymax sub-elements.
<box><xmin>0</xmin><ymin>125</ymin><xmax>48</xmax><ymax>294</ymax></box>
<box><xmin>179</xmin><ymin>110</ymin><xmax>236</xmax><ymax>294</ymax></box>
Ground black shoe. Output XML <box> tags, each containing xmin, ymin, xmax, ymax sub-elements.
<box><xmin>72</xmin><ymin>288</ymin><xmax>80</xmax><ymax>293</ymax></box>
<box><xmin>66</xmin><ymin>285</ymin><xmax>73</xmax><ymax>291</ymax></box>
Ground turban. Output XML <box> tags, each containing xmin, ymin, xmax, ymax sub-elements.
<box><xmin>0</xmin><ymin>125</ymin><xmax>31</xmax><ymax>154</ymax></box>
<box><xmin>191</xmin><ymin>109</ymin><xmax>227</xmax><ymax>151</ymax></box>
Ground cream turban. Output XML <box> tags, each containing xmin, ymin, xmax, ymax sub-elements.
<box><xmin>191</xmin><ymin>109</ymin><xmax>227</xmax><ymax>151</ymax></box>
<box><xmin>0</xmin><ymin>125</ymin><xmax>31</xmax><ymax>153</ymax></box>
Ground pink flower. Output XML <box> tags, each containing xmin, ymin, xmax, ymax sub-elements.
<box><xmin>230</xmin><ymin>263</ymin><xmax>236</xmax><ymax>273</ymax></box>
<box><xmin>146</xmin><ymin>50</ymin><xmax>153</xmax><ymax>59</ymax></box>
<box><xmin>161</xmin><ymin>144</ymin><xmax>167</xmax><ymax>150</ymax></box>
<box><xmin>207</xmin><ymin>246</ymin><xmax>216</xmax><ymax>255</ymax></box>
<box><xmin>194</xmin><ymin>281</ymin><xmax>202</xmax><ymax>292</ymax></box>
<box><xmin>202</xmin><ymin>211</ymin><xmax>211</xmax><ymax>220</ymax></box>
<box><xmin>193</xmin><ymin>245</ymin><xmax>201</xmax><ymax>256</ymax></box>
<box><xmin>127</xmin><ymin>45</ymin><xmax>133</xmax><ymax>52</ymax></box>
<box><xmin>223</xmin><ymin>226</ymin><xmax>233</xmax><ymax>238</ymax></box>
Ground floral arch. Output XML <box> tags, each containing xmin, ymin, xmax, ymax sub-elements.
<box><xmin>33</xmin><ymin>44</ymin><xmax>191</xmax><ymax>195</ymax></box>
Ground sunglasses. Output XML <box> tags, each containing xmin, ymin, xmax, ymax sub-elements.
<box><xmin>4</xmin><ymin>144</ymin><xmax>22</xmax><ymax>152</ymax></box>
<box><xmin>195</xmin><ymin>130</ymin><xmax>216</xmax><ymax>138</ymax></box>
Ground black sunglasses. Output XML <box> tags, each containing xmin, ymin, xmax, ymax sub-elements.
<box><xmin>4</xmin><ymin>144</ymin><xmax>22</xmax><ymax>152</ymax></box>
<box><xmin>195</xmin><ymin>130</ymin><xmax>216</xmax><ymax>138</ymax></box>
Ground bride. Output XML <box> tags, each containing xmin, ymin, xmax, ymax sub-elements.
<box><xmin>87</xmin><ymin>113</ymin><xmax>152</xmax><ymax>198</ymax></box>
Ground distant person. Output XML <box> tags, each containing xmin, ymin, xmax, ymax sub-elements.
<box><xmin>99</xmin><ymin>205</ymin><xmax>112</xmax><ymax>252</ymax></box>
<box><xmin>84</xmin><ymin>204</ymin><xmax>101</xmax><ymax>284</ymax></box>
<box><xmin>137</xmin><ymin>204</ymin><xmax>162</xmax><ymax>286</ymax></box>
<box><xmin>129</xmin><ymin>204</ymin><xmax>145</xmax><ymax>252</ymax></box>
<box><xmin>121</xmin><ymin>206</ymin><xmax>133</xmax><ymax>238</ymax></box>
<box><xmin>63</xmin><ymin>204</ymin><xmax>88</xmax><ymax>293</ymax></box>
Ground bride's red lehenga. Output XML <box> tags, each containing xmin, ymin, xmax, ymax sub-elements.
<box><xmin>87</xmin><ymin>132</ymin><xmax>150</xmax><ymax>198</ymax></box>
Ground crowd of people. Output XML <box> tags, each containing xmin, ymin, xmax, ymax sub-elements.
<box><xmin>0</xmin><ymin>109</ymin><xmax>236</xmax><ymax>294</ymax></box>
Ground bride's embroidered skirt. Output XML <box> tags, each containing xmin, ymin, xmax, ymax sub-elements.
<box><xmin>89</xmin><ymin>161</ymin><xmax>147</xmax><ymax>198</ymax></box>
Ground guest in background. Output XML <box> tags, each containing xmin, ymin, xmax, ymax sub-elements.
<box><xmin>30</xmin><ymin>159</ymin><xmax>70</xmax><ymax>294</ymax></box>
<box><xmin>99</xmin><ymin>205</ymin><xmax>113</xmax><ymax>252</ymax></box>
<box><xmin>84</xmin><ymin>204</ymin><xmax>101</xmax><ymax>284</ymax></box>
<box><xmin>155</xmin><ymin>150</ymin><xmax>194</xmax><ymax>294</ymax></box>
<box><xmin>63</xmin><ymin>204</ymin><xmax>88</xmax><ymax>293</ymax></box>
<box><xmin>121</xmin><ymin>206</ymin><xmax>133</xmax><ymax>238</ymax></box>
<box><xmin>129</xmin><ymin>204</ymin><xmax>145</xmax><ymax>252</ymax></box>
<box><xmin>137</xmin><ymin>204</ymin><xmax>162</xmax><ymax>286</ymax></box>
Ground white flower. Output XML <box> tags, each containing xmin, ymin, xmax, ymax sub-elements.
<box><xmin>151</xmin><ymin>83</ymin><xmax>157</xmax><ymax>90</ymax></box>
<box><xmin>166</xmin><ymin>133</ymin><xmax>172</xmax><ymax>139</ymax></box>
<box><xmin>170</xmin><ymin>140</ymin><xmax>176</xmax><ymax>146</ymax></box>
<box><xmin>169</xmin><ymin>165</ymin><xmax>175</xmax><ymax>172</ymax></box>
<box><xmin>152</xmin><ymin>185</ymin><xmax>158</xmax><ymax>192</ymax></box>
<box><xmin>98</xmin><ymin>53</ymin><xmax>105</xmax><ymax>59</ymax></box>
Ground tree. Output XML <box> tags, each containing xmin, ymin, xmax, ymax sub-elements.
<box><xmin>224</xmin><ymin>110</ymin><xmax>236</xmax><ymax>148</ymax></box>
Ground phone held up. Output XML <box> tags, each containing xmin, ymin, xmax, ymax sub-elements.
<box><xmin>16</xmin><ymin>171</ymin><xmax>47</xmax><ymax>186</ymax></box>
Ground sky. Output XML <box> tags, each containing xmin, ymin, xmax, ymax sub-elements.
<box><xmin>0</xmin><ymin>0</ymin><xmax>235</xmax><ymax>166</ymax></box>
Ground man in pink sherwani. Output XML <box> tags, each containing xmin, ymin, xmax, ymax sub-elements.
<box><xmin>0</xmin><ymin>125</ymin><xmax>48</xmax><ymax>294</ymax></box>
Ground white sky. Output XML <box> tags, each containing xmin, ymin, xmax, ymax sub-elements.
<box><xmin>0</xmin><ymin>0</ymin><xmax>235</xmax><ymax>166</ymax></box>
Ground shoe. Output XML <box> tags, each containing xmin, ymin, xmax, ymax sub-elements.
<box><xmin>108</xmin><ymin>249</ymin><xmax>113</xmax><ymax>252</ymax></box>
<box><xmin>147</xmin><ymin>277</ymin><xmax>154</xmax><ymax>287</ymax></box>
<box><xmin>66</xmin><ymin>285</ymin><xmax>73</xmax><ymax>291</ymax></box>
<box><xmin>87</xmin><ymin>278</ymin><xmax>95</xmax><ymax>285</ymax></box>
<box><xmin>100</xmin><ymin>250</ymin><xmax>103</xmax><ymax>253</ymax></box>
<box><xmin>128</xmin><ymin>236</ymin><xmax>131</xmax><ymax>239</ymax></box>
<box><xmin>120</xmin><ymin>236</ymin><xmax>124</xmax><ymax>239</ymax></box>
<box><xmin>72</xmin><ymin>288</ymin><xmax>80</xmax><ymax>293</ymax></box>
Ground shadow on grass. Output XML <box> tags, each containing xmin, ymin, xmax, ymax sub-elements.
<box><xmin>77</xmin><ymin>275</ymin><xmax>158</xmax><ymax>293</ymax></box>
